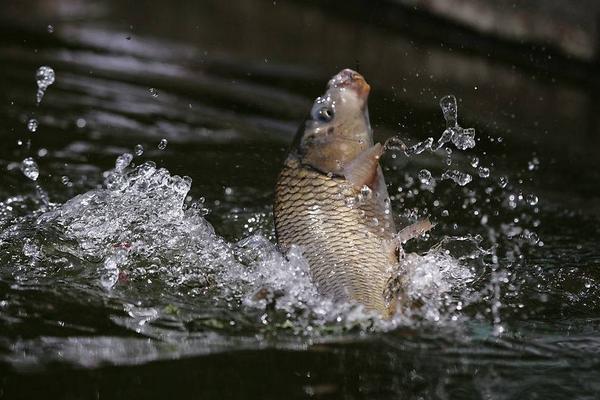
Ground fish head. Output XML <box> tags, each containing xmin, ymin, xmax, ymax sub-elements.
<box><xmin>293</xmin><ymin>68</ymin><xmax>373</xmax><ymax>175</ymax></box>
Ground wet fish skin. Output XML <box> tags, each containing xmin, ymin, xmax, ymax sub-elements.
<box><xmin>274</xmin><ymin>69</ymin><xmax>402</xmax><ymax>316</ymax></box>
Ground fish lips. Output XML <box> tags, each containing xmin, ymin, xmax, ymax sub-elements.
<box><xmin>327</xmin><ymin>68</ymin><xmax>371</xmax><ymax>101</ymax></box>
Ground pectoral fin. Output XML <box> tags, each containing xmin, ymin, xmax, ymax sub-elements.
<box><xmin>342</xmin><ymin>143</ymin><xmax>384</xmax><ymax>189</ymax></box>
<box><xmin>396</xmin><ymin>218</ymin><xmax>434</xmax><ymax>244</ymax></box>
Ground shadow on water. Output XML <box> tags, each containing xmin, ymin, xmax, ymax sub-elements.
<box><xmin>1</xmin><ymin>0</ymin><xmax>600</xmax><ymax>399</ymax></box>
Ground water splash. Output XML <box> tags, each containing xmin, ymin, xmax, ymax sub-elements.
<box><xmin>26</xmin><ymin>154</ymin><xmax>472</xmax><ymax>331</ymax></box>
<box><xmin>436</xmin><ymin>95</ymin><xmax>476</xmax><ymax>150</ymax></box>
<box><xmin>441</xmin><ymin>169</ymin><xmax>473</xmax><ymax>186</ymax></box>
<box><xmin>35</xmin><ymin>66</ymin><xmax>55</xmax><ymax>105</ymax></box>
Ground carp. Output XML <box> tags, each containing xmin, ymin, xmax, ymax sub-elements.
<box><xmin>274</xmin><ymin>69</ymin><xmax>431</xmax><ymax>317</ymax></box>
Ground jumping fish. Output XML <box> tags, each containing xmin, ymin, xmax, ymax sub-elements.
<box><xmin>274</xmin><ymin>69</ymin><xmax>431</xmax><ymax>318</ymax></box>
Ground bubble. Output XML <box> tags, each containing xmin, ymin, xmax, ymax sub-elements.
<box><xmin>470</xmin><ymin>157</ymin><xmax>479</xmax><ymax>168</ymax></box>
<box><xmin>478</xmin><ymin>167</ymin><xmax>490</xmax><ymax>178</ymax></box>
<box><xmin>149</xmin><ymin>88</ymin><xmax>159</xmax><ymax>98</ymax></box>
<box><xmin>441</xmin><ymin>210</ymin><xmax>449</xmax><ymax>217</ymax></box>
<box><xmin>134</xmin><ymin>144</ymin><xmax>144</xmax><ymax>156</ymax></box>
<box><xmin>47</xmin><ymin>25</ymin><xmax>54</xmax><ymax>33</ymax></box>
<box><xmin>35</xmin><ymin>66</ymin><xmax>55</xmax><ymax>104</ymax></box>
<box><xmin>21</xmin><ymin>157</ymin><xmax>39</xmax><ymax>181</ymax></box>
<box><xmin>158</xmin><ymin>138</ymin><xmax>168</xmax><ymax>150</ymax></box>
<box><xmin>27</xmin><ymin>118</ymin><xmax>38</xmax><ymax>133</ymax></box>
<box><xmin>441</xmin><ymin>170</ymin><xmax>472</xmax><ymax>186</ymax></box>
<box><xmin>418</xmin><ymin>169</ymin><xmax>432</xmax><ymax>185</ymax></box>
<box><xmin>224</xmin><ymin>187</ymin><xmax>234</xmax><ymax>196</ymax></box>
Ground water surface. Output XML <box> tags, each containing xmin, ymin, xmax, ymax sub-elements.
<box><xmin>1</xmin><ymin>1</ymin><xmax>599</xmax><ymax>399</ymax></box>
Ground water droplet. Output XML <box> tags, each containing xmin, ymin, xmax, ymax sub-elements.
<box><xmin>35</xmin><ymin>66</ymin><xmax>55</xmax><ymax>104</ymax></box>
<box><xmin>158</xmin><ymin>138</ymin><xmax>168</xmax><ymax>150</ymax></box>
<box><xmin>526</xmin><ymin>194</ymin><xmax>539</xmax><ymax>206</ymax></box>
<box><xmin>384</xmin><ymin>135</ymin><xmax>406</xmax><ymax>152</ymax></box>
<box><xmin>134</xmin><ymin>144</ymin><xmax>144</xmax><ymax>156</ymax></box>
<box><xmin>360</xmin><ymin>185</ymin><xmax>372</xmax><ymax>199</ymax></box>
<box><xmin>149</xmin><ymin>88</ymin><xmax>159</xmax><ymax>98</ymax></box>
<box><xmin>526</xmin><ymin>231</ymin><xmax>540</xmax><ymax>244</ymax></box>
<box><xmin>404</xmin><ymin>137</ymin><xmax>433</xmax><ymax>156</ymax></box>
<box><xmin>527</xmin><ymin>157</ymin><xmax>540</xmax><ymax>171</ymax></box>
<box><xmin>76</xmin><ymin>118</ymin><xmax>87</xmax><ymax>128</ymax></box>
<box><xmin>418</xmin><ymin>169</ymin><xmax>432</xmax><ymax>185</ymax></box>
<box><xmin>439</xmin><ymin>95</ymin><xmax>457</xmax><ymax>127</ymax></box>
<box><xmin>452</xmin><ymin>127</ymin><xmax>476</xmax><ymax>150</ymax></box>
<box><xmin>115</xmin><ymin>153</ymin><xmax>133</xmax><ymax>172</ymax></box>
<box><xmin>344</xmin><ymin>196</ymin><xmax>357</xmax><ymax>208</ymax></box>
<box><xmin>498</xmin><ymin>176</ymin><xmax>508</xmax><ymax>188</ymax></box>
<box><xmin>470</xmin><ymin>157</ymin><xmax>479</xmax><ymax>168</ymax></box>
<box><xmin>478</xmin><ymin>167</ymin><xmax>490</xmax><ymax>178</ymax></box>
<box><xmin>27</xmin><ymin>118</ymin><xmax>38</xmax><ymax>133</ymax></box>
<box><xmin>441</xmin><ymin>170</ymin><xmax>472</xmax><ymax>186</ymax></box>
<box><xmin>435</xmin><ymin>127</ymin><xmax>455</xmax><ymax>149</ymax></box>
<box><xmin>21</xmin><ymin>157</ymin><xmax>39</xmax><ymax>181</ymax></box>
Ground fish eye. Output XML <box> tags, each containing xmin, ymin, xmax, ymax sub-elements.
<box><xmin>313</xmin><ymin>107</ymin><xmax>334</xmax><ymax>122</ymax></box>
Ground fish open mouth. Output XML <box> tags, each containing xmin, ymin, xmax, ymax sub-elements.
<box><xmin>327</xmin><ymin>68</ymin><xmax>370</xmax><ymax>99</ymax></box>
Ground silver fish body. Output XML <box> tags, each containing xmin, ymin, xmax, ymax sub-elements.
<box><xmin>274</xmin><ymin>155</ymin><xmax>399</xmax><ymax>315</ymax></box>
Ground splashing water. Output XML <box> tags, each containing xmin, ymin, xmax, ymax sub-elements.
<box><xmin>441</xmin><ymin>169</ymin><xmax>472</xmax><ymax>186</ymax></box>
<box><xmin>35</xmin><ymin>66</ymin><xmax>55</xmax><ymax>105</ymax></box>
<box><xmin>23</xmin><ymin>154</ymin><xmax>473</xmax><ymax>332</ymax></box>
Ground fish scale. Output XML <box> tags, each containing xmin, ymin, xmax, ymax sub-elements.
<box><xmin>274</xmin><ymin>156</ymin><xmax>398</xmax><ymax>315</ymax></box>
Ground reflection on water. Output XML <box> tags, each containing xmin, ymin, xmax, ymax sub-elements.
<box><xmin>1</xmin><ymin>0</ymin><xmax>600</xmax><ymax>398</ymax></box>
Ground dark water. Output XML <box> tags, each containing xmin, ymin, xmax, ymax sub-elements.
<box><xmin>1</xmin><ymin>1</ymin><xmax>600</xmax><ymax>399</ymax></box>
